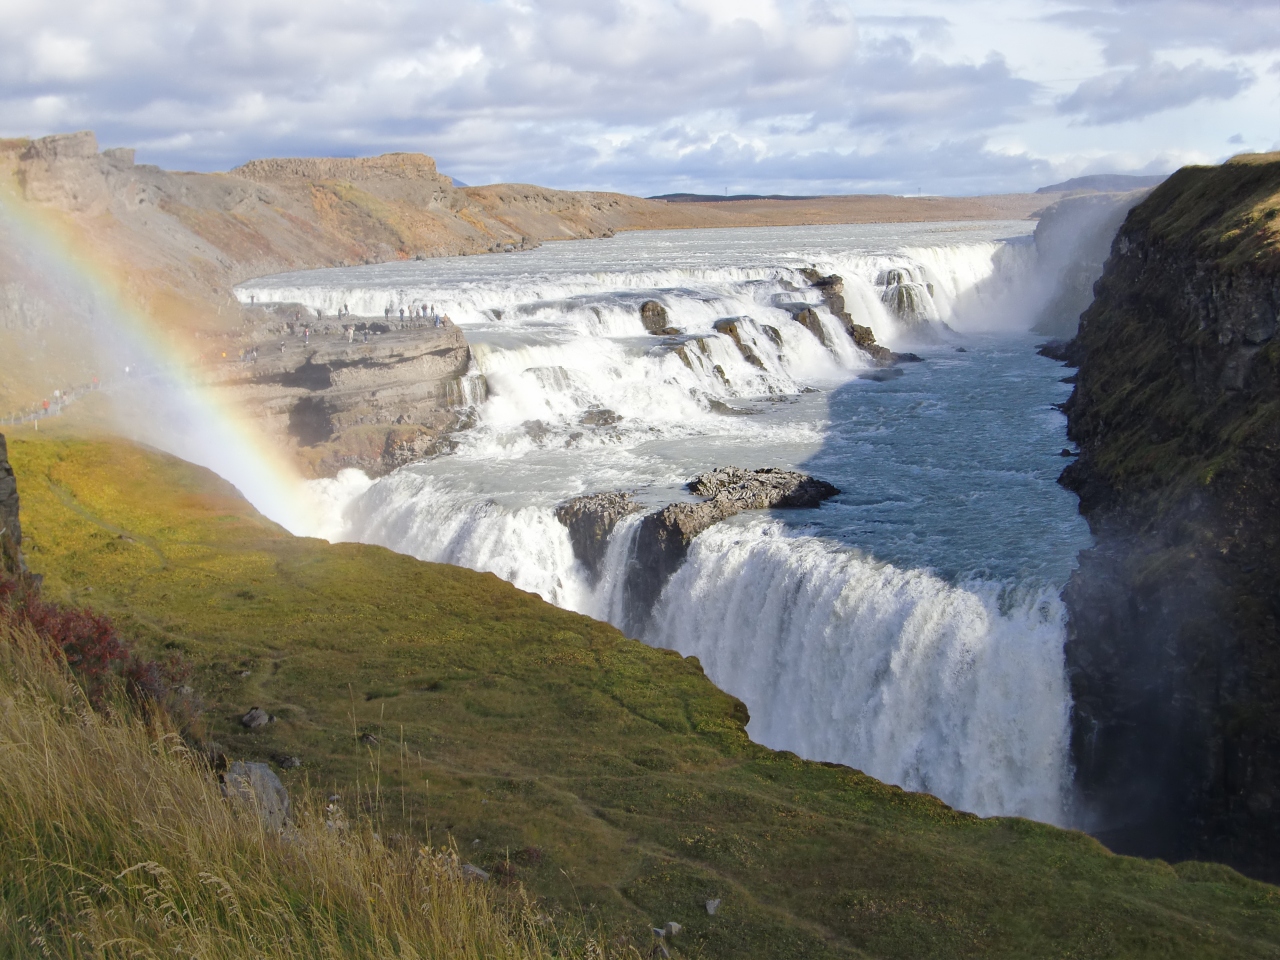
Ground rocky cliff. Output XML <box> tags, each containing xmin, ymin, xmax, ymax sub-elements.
<box><xmin>206</xmin><ymin>316</ymin><xmax>474</xmax><ymax>477</ymax></box>
<box><xmin>1056</xmin><ymin>152</ymin><xmax>1280</xmax><ymax>878</ymax></box>
<box><xmin>0</xmin><ymin>433</ymin><xmax>22</xmax><ymax>576</ymax></box>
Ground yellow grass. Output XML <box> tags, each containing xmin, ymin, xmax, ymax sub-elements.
<box><xmin>0</xmin><ymin>622</ymin><xmax>609</xmax><ymax>960</ymax></box>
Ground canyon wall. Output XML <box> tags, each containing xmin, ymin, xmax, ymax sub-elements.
<box><xmin>1058</xmin><ymin>153</ymin><xmax>1280</xmax><ymax>878</ymax></box>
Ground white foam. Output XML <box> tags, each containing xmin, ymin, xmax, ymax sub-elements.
<box><xmin>649</xmin><ymin>520</ymin><xmax>1071</xmax><ymax>823</ymax></box>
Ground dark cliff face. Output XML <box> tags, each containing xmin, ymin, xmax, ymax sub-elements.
<box><xmin>0</xmin><ymin>432</ymin><xmax>23</xmax><ymax>576</ymax></box>
<box><xmin>1059</xmin><ymin>154</ymin><xmax>1280</xmax><ymax>878</ymax></box>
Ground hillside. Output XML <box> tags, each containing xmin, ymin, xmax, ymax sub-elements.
<box><xmin>6</xmin><ymin>428</ymin><xmax>1280</xmax><ymax>958</ymax></box>
<box><xmin>1054</xmin><ymin>152</ymin><xmax>1280</xmax><ymax>877</ymax></box>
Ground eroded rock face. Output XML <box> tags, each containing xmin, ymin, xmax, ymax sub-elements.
<box><xmin>627</xmin><ymin>468</ymin><xmax>838</xmax><ymax>628</ymax></box>
<box><xmin>555</xmin><ymin>492</ymin><xmax>643</xmax><ymax>582</ymax></box>
<box><xmin>1058</xmin><ymin>155</ymin><xmax>1280</xmax><ymax>879</ymax></box>
<box><xmin>556</xmin><ymin>467</ymin><xmax>839</xmax><ymax>631</ymax></box>
<box><xmin>712</xmin><ymin>318</ymin><xmax>766</xmax><ymax>368</ymax></box>
<box><xmin>207</xmin><ymin>321</ymin><xmax>474</xmax><ymax>477</ymax></box>
<box><xmin>0</xmin><ymin>433</ymin><xmax>23</xmax><ymax>577</ymax></box>
<box><xmin>799</xmin><ymin>269</ymin><xmax>896</xmax><ymax>364</ymax></box>
<box><xmin>1030</xmin><ymin>190</ymin><xmax>1150</xmax><ymax>339</ymax></box>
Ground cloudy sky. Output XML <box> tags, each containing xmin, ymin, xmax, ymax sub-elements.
<box><xmin>2</xmin><ymin>0</ymin><xmax>1277</xmax><ymax>196</ymax></box>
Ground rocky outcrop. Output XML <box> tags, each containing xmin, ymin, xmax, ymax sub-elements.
<box><xmin>712</xmin><ymin>318</ymin><xmax>766</xmax><ymax>368</ymax></box>
<box><xmin>1057</xmin><ymin>153</ymin><xmax>1280</xmax><ymax>879</ymax></box>
<box><xmin>800</xmin><ymin>270</ymin><xmax>896</xmax><ymax>364</ymax></box>
<box><xmin>555</xmin><ymin>492</ymin><xmax>643</xmax><ymax>582</ymax></box>
<box><xmin>207</xmin><ymin>320</ymin><xmax>474</xmax><ymax>477</ymax></box>
<box><xmin>221</xmin><ymin>761</ymin><xmax>291</xmax><ymax>832</ymax></box>
<box><xmin>0</xmin><ymin>433</ymin><xmax>24</xmax><ymax>577</ymax></box>
<box><xmin>625</xmin><ymin>468</ymin><xmax>839</xmax><ymax>628</ymax></box>
<box><xmin>640</xmin><ymin>300</ymin><xmax>680</xmax><ymax>335</ymax></box>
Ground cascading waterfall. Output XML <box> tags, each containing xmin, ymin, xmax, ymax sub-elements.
<box><xmin>255</xmin><ymin>221</ymin><xmax>1091</xmax><ymax>826</ymax></box>
<box><xmin>649</xmin><ymin>521</ymin><xmax>1071</xmax><ymax>823</ymax></box>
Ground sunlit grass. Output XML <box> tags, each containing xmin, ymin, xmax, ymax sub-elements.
<box><xmin>0</xmin><ymin>621</ymin><xmax>612</xmax><ymax>960</ymax></box>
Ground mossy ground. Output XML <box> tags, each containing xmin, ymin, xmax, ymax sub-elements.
<box><xmin>9</xmin><ymin>431</ymin><xmax>1280</xmax><ymax>958</ymax></box>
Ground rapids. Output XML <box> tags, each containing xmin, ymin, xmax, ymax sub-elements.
<box><xmin>238</xmin><ymin>220</ymin><xmax>1091</xmax><ymax>825</ymax></box>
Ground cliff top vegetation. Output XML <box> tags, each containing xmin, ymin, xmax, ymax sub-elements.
<box><xmin>6</xmin><ymin>430</ymin><xmax>1280</xmax><ymax>958</ymax></box>
<box><xmin>1124</xmin><ymin>152</ymin><xmax>1280</xmax><ymax>269</ymax></box>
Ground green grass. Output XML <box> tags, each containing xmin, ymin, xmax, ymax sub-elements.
<box><xmin>9</xmin><ymin>434</ymin><xmax>1280</xmax><ymax>958</ymax></box>
<box><xmin>0</xmin><ymin>620</ymin><xmax>580</xmax><ymax>960</ymax></box>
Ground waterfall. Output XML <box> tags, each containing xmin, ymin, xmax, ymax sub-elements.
<box><xmin>648</xmin><ymin>520</ymin><xmax>1071</xmax><ymax>823</ymax></box>
<box><xmin>286</xmin><ymin>221</ymin><xmax>1090</xmax><ymax>825</ymax></box>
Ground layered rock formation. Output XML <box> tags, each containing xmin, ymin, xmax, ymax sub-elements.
<box><xmin>206</xmin><ymin>319</ymin><xmax>474</xmax><ymax>477</ymax></box>
<box><xmin>1057</xmin><ymin>152</ymin><xmax>1280</xmax><ymax>878</ymax></box>
<box><xmin>559</xmin><ymin>467</ymin><xmax>839</xmax><ymax>631</ymax></box>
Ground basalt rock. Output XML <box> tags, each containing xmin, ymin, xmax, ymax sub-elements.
<box><xmin>555</xmin><ymin>492</ymin><xmax>644</xmax><ymax>582</ymax></box>
<box><xmin>206</xmin><ymin>321</ymin><xmax>474</xmax><ymax>477</ymax></box>
<box><xmin>640</xmin><ymin>300</ymin><xmax>680</xmax><ymax>335</ymax></box>
<box><xmin>1057</xmin><ymin>153</ymin><xmax>1280</xmax><ymax>879</ymax></box>
<box><xmin>0</xmin><ymin>433</ymin><xmax>25</xmax><ymax>577</ymax></box>
<box><xmin>626</xmin><ymin>468</ymin><xmax>839</xmax><ymax>628</ymax></box>
<box><xmin>799</xmin><ymin>270</ymin><xmax>896</xmax><ymax>364</ymax></box>
<box><xmin>712</xmin><ymin>318</ymin><xmax>766</xmax><ymax>368</ymax></box>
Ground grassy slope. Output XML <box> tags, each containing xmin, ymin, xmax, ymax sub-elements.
<box><xmin>10</xmin><ymin>433</ymin><xmax>1280</xmax><ymax>959</ymax></box>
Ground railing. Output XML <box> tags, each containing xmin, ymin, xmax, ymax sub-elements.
<box><xmin>1</xmin><ymin>379</ymin><xmax>101</xmax><ymax>427</ymax></box>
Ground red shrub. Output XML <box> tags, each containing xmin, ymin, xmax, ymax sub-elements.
<box><xmin>0</xmin><ymin>571</ymin><xmax>185</xmax><ymax>707</ymax></box>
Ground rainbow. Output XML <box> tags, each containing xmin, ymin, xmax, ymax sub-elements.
<box><xmin>0</xmin><ymin>185</ymin><xmax>319</xmax><ymax>536</ymax></box>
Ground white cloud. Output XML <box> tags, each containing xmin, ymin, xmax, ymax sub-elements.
<box><xmin>0</xmin><ymin>0</ymin><xmax>1275</xmax><ymax>195</ymax></box>
<box><xmin>1058</xmin><ymin>60</ymin><xmax>1253</xmax><ymax>125</ymax></box>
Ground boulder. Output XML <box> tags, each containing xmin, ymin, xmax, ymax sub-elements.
<box><xmin>240</xmin><ymin>706</ymin><xmax>273</xmax><ymax>729</ymax></box>
<box><xmin>461</xmin><ymin>863</ymin><xmax>491</xmax><ymax>881</ymax></box>
<box><xmin>705</xmin><ymin>898</ymin><xmax>721</xmax><ymax>915</ymax></box>
<box><xmin>640</xmin><ymin>300</ymin><xmax>679</xmax><ymax>335</ymax></box>
<box><xmin>222</xmin><ymin>760</ymin><xmax>291</xmax><ymax>831</ymax></box>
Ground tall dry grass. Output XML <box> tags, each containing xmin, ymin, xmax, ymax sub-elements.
<box><xmin>0</xmin><ymin>622</ymin><xmax>603</xmax><ymax>960</ymax></box>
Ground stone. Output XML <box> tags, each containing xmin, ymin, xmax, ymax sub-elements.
<box><xmin>705</xmin><ymin>898</ymin><xmax>721</xmax><ymax>915</ymax></box>
<box><xmin>222</xmin><ymin>760</ymin><xmax>291</xmax><ymax>831</ymax></box>
<box><xmin>625</xmin><ymin>467</ymin><xmax>839</xmax><ymax>628</ymax></box>
<box><xmin>555</xmin><ymin>492</ymin><xmax>644</xmax><ymax>583</ymax></box>
<box><xmin>663</xmin><ymin>922</ymin><xmax>682</xmax><ymax>937</ymax></box>
<box><xmin>0</xmin><ymin>433</ymin><xmax>27</xmax><ymax>577</ymax></box>
<box><xmin>276</xmin><ymin>755</ymin><xmax>302</xmax><ymax>769</ymax></box>
<box><xmin>461</xmin><ymin>863</ymin><xmax>490</xmax><ymax>881</ymax></box>
<box><xmin>359</xmin><ymin>732</ymin><xmax>379</xmax><ymax>746</ymax></box>
<box><xmin>240</xmin><ymin>706</ymin><xmax>272</xmax><ymax>729</ymax></box>
<box><xmin>640</xmin><ymin>300</ymin><xmax>674</xmax><ymax>334</ymax></box>
<box><xmin>712</xmin><ymin>317</ymin><xmax>766</xmax><ymax>368</ymax></box>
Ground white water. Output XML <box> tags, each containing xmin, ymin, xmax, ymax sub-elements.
<box><xmin>240</xmin><ymin>221</ymin><xmax>1090</xmax><ymax>825</ymax></box>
